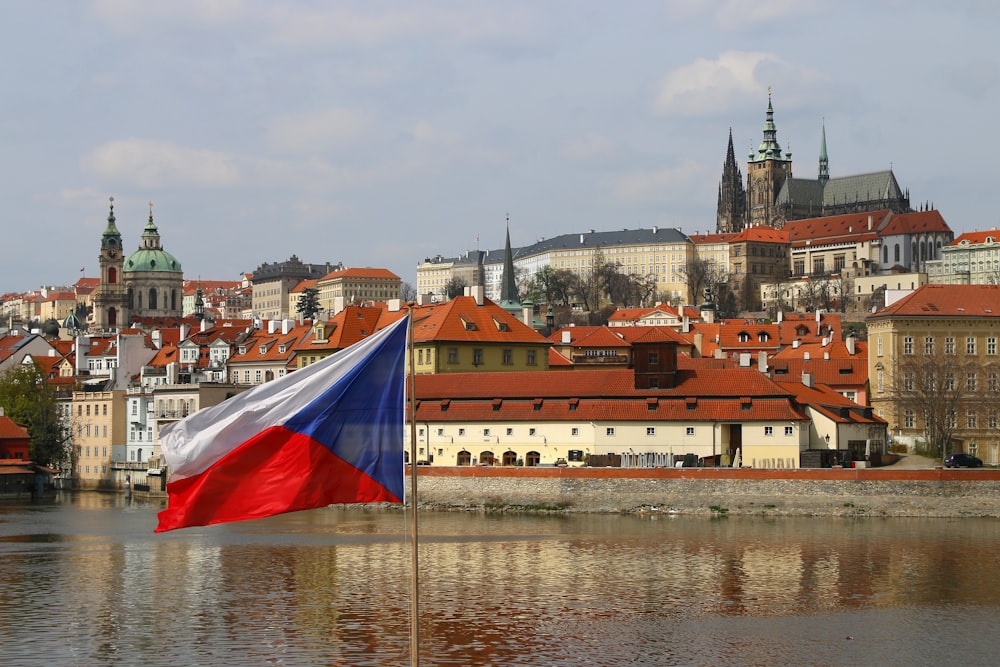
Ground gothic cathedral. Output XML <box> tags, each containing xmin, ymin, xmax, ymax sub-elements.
<box><xmin>717</xmin><ymin>93</ymin><xmax>911</xmax><ymax>232</ymax></box>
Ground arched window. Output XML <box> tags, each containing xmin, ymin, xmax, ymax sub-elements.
<box><xmin>479</xmin><ymin>450</ymin><xmax>496</xmax><ymax>466</ymax></box>
<box><xmin>502</xmin><ymin>450</ymin><xmax>518</xmax><ymax>466</ymax></box>
<box><xmin>149</xmin><ymin>288</ymin><xmax>158</xmax><ymax>310</ymax></box>
<box><xmin>457</xmin><ymin>450</ymin><xmax>472</xmax><ymax>466</ymax></box>
<box><xmin>127</xmin><ymin>287</ymin><xmax>134</xmax><ymax>310</ymax></box>
<box><xmin>171</xmin><ymin>289</ymin><xmax>177</xmax><ymax>311</ymax></box>
<box><xmin>883</xmin><ymin>246</ymin><xmax>889</xmax><ymax>264</ymax></box>
<box><xmin>107</xmin><ymin>307</ymin><xmax>117</xmax><ymax>327</ymax></box>
<box><xmin>894</xmin><ymin>244</ymin><xmax>900</xmax><ymax>262</ymax></box>
<box><xmin>108</xmin><ymin>267</ymin><xmax>117</xmax><ymax>284</ymax></box>
<box><xmin>525</xmin><ymin>451</ymin><xmax>541</xmax><ymax>467</ymax></box>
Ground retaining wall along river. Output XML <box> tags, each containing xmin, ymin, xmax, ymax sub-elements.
<box><xmin>403</xmin><ymin>467</ymin><xmax>1000</xmax><ymax>518</ymax></box>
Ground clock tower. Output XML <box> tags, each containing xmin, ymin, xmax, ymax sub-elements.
<box><xmin>93</xmin><ymin>197</ymin><xmax>129</xmax><ymax>329</ymax></box>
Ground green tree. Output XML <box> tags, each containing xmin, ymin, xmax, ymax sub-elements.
<box><xmin>0</xmin><ymin>363</ymin><xmax>70</xmax><ymax>468</ymax></box>
<box><xmin>295</xmin><ymin>286</ymin><xmax>321</xmax><ymax>320</ymax></box>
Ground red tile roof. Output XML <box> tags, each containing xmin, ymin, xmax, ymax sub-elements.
<box><xmin>949</xmin><ymin>229</ymin><xmax>1000</xmax><ymax>246</ymax></box>
<box><xmin>732</xmin><ymin>226</ymin><xmax>789</xmax><ymax>243</ymax></box>
<box><xmin>879</xmin><ymin>209</ymin><xmax>952</xmax><ymax>236</ymax></box>
<box><xmin>785</xmin><ymin>209</ymin><xmax>890</xmax><ymax>246</ymax></box>
<box><xmin>872</xmin><ymin>284</ymin><xmax>1000</xmax><ymax>318</ymax></box>
<box><xmin>412</xmin><ymin>296</ymin><xmax>546</xmax><ymax>344</ymax></box>
<box><xmin>413</xmin><ymin>368</ymin><xmax>805</xmax><ymax>423</ymax></box>
<box><xmin>318</xmin><ymin>266</ymin><xmax>400</xmax><ymax>281</ymax></box>
<box><xmin>0</xmin><ymin>416</ymin><xmax>29</xmax><ymax>439</ymax></box>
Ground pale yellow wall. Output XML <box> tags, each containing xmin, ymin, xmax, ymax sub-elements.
<box><xmin>72</xmin><ymin>390</ymin><xmax>126</xmax><ymax>486</ymax></box>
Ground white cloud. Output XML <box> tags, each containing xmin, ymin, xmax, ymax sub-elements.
<box><xmin>655</xmin><ymin>51</ymin><xmax>806</xmax><ymax>116</ymax></box>
<box><xmin>82</xmin><ymin>139</ymin><xmax>243</xmax><ymax>188</ymax></box>
<box><xmin>265</xmin><ymin>107</ymin><xmax>372</xmax><ymax>154</ymax></box>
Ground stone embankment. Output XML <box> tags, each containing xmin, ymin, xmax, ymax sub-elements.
<box><xmin>405</xmin><ymin>465</ymin><xmax>1000</xmax><ymax>518</ymax></box>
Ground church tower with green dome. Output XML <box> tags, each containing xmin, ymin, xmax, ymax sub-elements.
<box><xmin>124</xmin><ymin>202</ymin><xmax>184</xmax><ymax>322</ymax></box>
<box><xmin>93</xmin><ymin>197</ymin><xmax>128</xmax><ymax>329</ymax></box>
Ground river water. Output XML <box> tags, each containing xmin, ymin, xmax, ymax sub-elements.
<box><xmin>1</xmin><ymin>492</ymin><xmax>997</xmax><ymax>667</ymax></box>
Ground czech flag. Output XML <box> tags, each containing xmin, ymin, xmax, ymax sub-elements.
<box><xmin>155</xmin><ymin>315</ymin><xmax>409</xmax><ymax>532</ymax></box>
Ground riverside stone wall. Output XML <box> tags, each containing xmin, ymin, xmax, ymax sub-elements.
<box><xmin>404</xmin><ymin>468</ymin><xmax>1000</xmax><ymax>518</ymax></box>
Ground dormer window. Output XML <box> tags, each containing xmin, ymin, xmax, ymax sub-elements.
<box><xmin>758</xmin><ymin>332</ymin><xmax>769</xmax><ymax>343</ymax></box>
<box><xmin>259</xmin><ymin>345</ymin><xmax>267</xmax><ymax>354</ymax></box>
<box><xmin>738</xmin><ymin>331</ymin><xmax>750</xmax><ymax>343</ymax></box>
<box><xmin>278</xmin><ymin>344</ymin><xmax>287</xmax><ymax>354</ymax></box>
<box><xmin>238</xmin><ymin>346</ymin><xmax>246</xmax><ymax>355</ymax></box>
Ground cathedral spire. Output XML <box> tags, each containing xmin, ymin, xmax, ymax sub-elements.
<box><xmin>753</xmin><ymin>88</ymin><xmax>785</xmax><ymax>162</ymax></box>
<box><xmin>818</xmin><ymin>119</ymin><xmax>830</xmax><ymax>184</ymax></box>
<box><xmin>499</xmin><ymin>214</ymin><xmax>520</xmax><ymax>309</ymax></box>
<box><xmin>716</xmin><ymin>128</ymin><xmax>746</xmax><ymax>233</ymax></box>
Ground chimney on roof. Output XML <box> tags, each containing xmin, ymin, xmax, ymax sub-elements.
<box><xmin>804</xmin><ymin>351</ymin><xmax>811</xmax><ymax>361</ymax></box>
<box><xmin>282</xmin><ymin>319</ymin><xmax>293</xmax><ymax>335</ymax></box>
<box><xmin>758</xmin><ymin>350</ymin><xmax>768</xmax><ymax>373</ymax></box>
<box><xmin>792</xmin><ymin>339</ymin><xmax>800</xmax><ymax>349</ymax></box>
<box><xmin>739</xmin><ymin>352</ymin><xmax>751</xmax><ymax>367</ymax></box>
<box><xmin>151</xmin><ymin>329</ymin><xmax>162</xmax><ymax>350</ymax></box>
<box><xmin>777</xmin><ymin>310</ymin><xmax>783</xmax><ymax>324</ymax></box>
<box><xmin>846</xmin><ymin>334</ymin><xmax>856</xmax><ymax>356</ymax></box>
<box><xmin>824</xmin><ymin>351</ymin><xmax>830</xmax><ymax>361</ymax></box>
<box><xmin>682</xmin><ymin>315</ymin><xmax>689</xmax><ymax>333</ymax></box>
<box><xmin>580</xmin><ymin>234</ymin><xmax>585</xmax><ymax>244</ymax></box>
<box><xmin>561</xmin><ymin>329</ymin><xmax>571</xmax><ymax>344</ymax></box>
<box><xmin>470</xmin><ymin>285</ymin><xmax>484</xmax><ymax>306</ymax></box>
<box><xmin>802</xmin><ymin>371</ymin><xmax>814</xmax><ymax>388</ymax></box>
<box><xmin>387</xmin><ymin>298</ymin><xmax>401</xmax><ymax>312</ymax></box>
<box><xmin>693</xmin><ymin>331</ymin><xmax>703</xmax><ymax>356</ymax></box>
<box><xmin>868</xmin><ymin>215</ymin><xmax>873</xmax><ymax>230</ymax></box>
<box><xmin>816</xmin><ymin>309</ymin><xmax>822</xmax><ymax>323</ymax></box>
<box><xmin>201</xmin><ymin>317</ymin><xmax>209</xmax><ymax>333</ymax></box>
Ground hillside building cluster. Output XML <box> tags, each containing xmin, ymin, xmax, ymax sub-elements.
<box><xmin>2</xmin><ymin>95</ymin><xmax>999</xmax><ymax>492</ymax></box>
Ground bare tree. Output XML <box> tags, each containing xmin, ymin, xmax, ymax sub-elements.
<box><xmin>887</xmin><ymin>344</ymin><xmax>996</xmax><ymax>461</ymax></box>
<box><xmin>679</xmin><ymin>257</ymin><xmax>727</xmax><ymax>307</ymax></box>
<box><xmin>445</xmin><ymin>276</ymin><xmax>468</xmax><ymax>300</ymax></box>
<box><xmin>399</xmin><ymin>282</ymin><xmax>417</xmax><ymax>302</ymax></box>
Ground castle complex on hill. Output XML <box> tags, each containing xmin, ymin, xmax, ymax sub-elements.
<box><xmin>717</xmin><ymin>93</ymin><xmax>912</xmax><ymax>233</ymax></box>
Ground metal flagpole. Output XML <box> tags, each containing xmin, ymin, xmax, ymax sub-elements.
<box><xmin>407</xmin><ymin>310</ymin><xmax>421</xmax><ymax>667</ymax></box>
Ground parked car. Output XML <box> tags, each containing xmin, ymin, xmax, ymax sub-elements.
<box><xmin>944</xmin><ymin>453</ymin><xmax>983</xmax><ymax>468</ymax></box>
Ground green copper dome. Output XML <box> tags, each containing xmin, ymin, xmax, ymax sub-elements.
<box><xmin>125</xmin><ymin>247</ymin><xmax>182</xmax><ymax>273</ymax></box>
<box><xmin>124</xmin><ymin>209</ymin><xmax>183</xmax><ymax>273</ymax></box>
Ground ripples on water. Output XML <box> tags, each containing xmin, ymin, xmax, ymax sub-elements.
<box><xmin>1</xmin><ymin>493</ymin><xmax>999</xmax><ymax>666</ymax></box>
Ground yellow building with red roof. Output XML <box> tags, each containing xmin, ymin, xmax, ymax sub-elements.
<box><xmin>868</xmin><ymin>283</ymin><xmax>1000</xmax><ymax>463</ymax></box>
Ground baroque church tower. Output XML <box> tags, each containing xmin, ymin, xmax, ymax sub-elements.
<box><xmin>716</xmin><ymin>128</ymin><xmax>747</xmax><ymax>233</ymax></box>
<box><xmin>93</xmin><ymin>197</ymin><xmax>128</xmax><ymax>329</ymax></box>
<box><xmin>746</xmin><ymin>92</ymin><xmax>792</xmax><ymax>228</ymax></box>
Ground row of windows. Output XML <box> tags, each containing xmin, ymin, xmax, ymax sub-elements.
<box><xmin>77</xmin><ymin>465</ymin><xmax>108</xmax><ymax>475</ymax></box>
<box><xmin>77</xmin><ymin>404</ymin><xmax>109</xmax><ymax>416</ymax></box>
<box><xmin>76</xmin><ymin>424</ymin><xmax>109</xmax><ymax>438</ymax></box>
<box><xmin>422</xmin><ymin>425</ymin><xmax>793</xmax><ymax>438</ymax></box>
<box><xmin>902</xmin><ymin>409</ymin><xmax>1000</xmax><ymax>430</ymax></box>
<box><xmin>419</xmin><ymin>348</ymin><xmax>540</xmax><ymax>366</ymax></box>
<box><xmin>899</xmin><ymin>370</ymin><xmax>998</xmax><ymax>392</ymax></box>
<box><xmin>75</xmin><ymin>445</ymin><xmax>109</xmax><ymax>458</ymax></box>
<box><xmin>892</xmin><ymin>335</ymin><xmax>997</xmax><ymax>356</ymax></box>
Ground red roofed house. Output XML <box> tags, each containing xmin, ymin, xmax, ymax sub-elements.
<box><xmin>770</xmin><ymin>208</ymin><xmax>952</xmax><ymax>313</ymax></box>
<box><xmin>316</xmin><ymin>267</ymin><xmax>401</xmax><ymax>314</ymax></box>
<box><xmin>410</xmin><ymin>290</ymin><xmax>551</xmax><ymax>374</ymax></box>
<box><xmin>729</xmin><ymin>226</ymin><xmax>790</xmax><ymax>310</ymax></box>
<box><xmin>867</xmin><ymin>284</ymin><xmax>1000</xmax><ymax>463</ymax></box>
<box><xmin>409</xmin><ymin>334</ymin><xmax>845</xmax><ymax>469</ymax></box>
<box><xmin>293</xmin><ymin>302</ymin><xmax>408</xmax><ymax>369</ymax></box>
<box><xmin>0</xmin><ymin>412</ymin><xmax>30</xmax><ymax>460</ymax></box>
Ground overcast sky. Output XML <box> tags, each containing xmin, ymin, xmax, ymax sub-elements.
<box><xmin>2</xmin><ymin>1</ymin><xmax>999</xmax><ymax>294</ymax></box>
